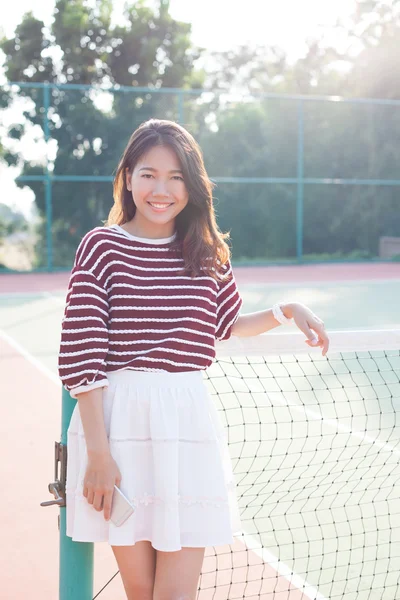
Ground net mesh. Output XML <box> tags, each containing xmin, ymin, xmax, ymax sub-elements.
<box><xmin>197</xmin><ymin>330</ymin><xmax>400</xmax><ymax>600</ymax></box>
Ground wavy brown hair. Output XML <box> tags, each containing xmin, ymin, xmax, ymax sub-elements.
<box><xmin>105</xmin><ymin>119</ymin><xmax>232</xmax><ymax>282</ymax></box>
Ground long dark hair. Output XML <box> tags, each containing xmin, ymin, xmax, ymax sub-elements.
<box><xmin>105</xmin><ymin>119</ymin><xmax>232</xmax><ymax>282</ymax></box>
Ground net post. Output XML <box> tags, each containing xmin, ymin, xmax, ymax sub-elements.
<box><xmin>59</xmin><ymin>387</ymin><xmax>94</xmax><ymax>600</ymax></box>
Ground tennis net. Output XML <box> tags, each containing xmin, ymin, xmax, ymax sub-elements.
<box><xmin>198</xmin><ymin>329</ymin><xmax>400</xmax><ymax>600</ymax></box>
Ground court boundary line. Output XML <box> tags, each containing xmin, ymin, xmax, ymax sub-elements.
<box><xmin>1</xmin><ymin>276</ymin><xmax>400</xmax><ymax>299</ymax></box>
<box><xmin>0</xmin><ymin>328</ymin><xmax>61</xmax><ymax>387</ymax></box>
<box><xmin>43</xmin><ymin>291</ymin><xmax>66</xmax><ymax>305</ymax></box>
<box><xmin>240</xmin><ymin>278</ymin><xmax>400</xmax><ymax>288</ymax></box>
<box><xmin>0</xmin><ymin>291</ymin><xmax>66</xmax><ymax>300</ymax></box>
<box><xmin>241</xmin><ymin>532</ymin><xmax>327</xmax><ymax>600</ymax></box>
<box><xmin>274</xmin><ymin>393</ymin><xmax>400</xmax><ymax>456</ymax></box>
<box><xmin>0</xmin><ymin>291</ymin><xmax>64</xmax><ymax>299</ymax></box>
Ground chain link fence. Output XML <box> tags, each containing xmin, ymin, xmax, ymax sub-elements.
<box><xmin>1</xmin><ymin>82</ymin><xmax>400</xmax><ymax>272</ymax></box>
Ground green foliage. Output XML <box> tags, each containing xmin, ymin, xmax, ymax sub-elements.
<box><xmin>1</xmin><ymin>0</ymin><xmax>203</xmax><ymax>267</ymax></box>
<box><xmin>1</xmin><ymin>0</ymin><xmax>399</xmax><ymax>268</ymax></box>
<box><xmin>0</xmin><ymin>204</ymin><xmax>28</xmax><ymax>240</ymax></box>
<box><xmin>1</xmin><ymin>12</ymin><xmax>54</xmax><ymax>83</ymax></box>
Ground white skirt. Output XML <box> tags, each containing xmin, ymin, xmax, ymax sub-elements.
<box><xmin>65</xmin><ymin>368</ymin><xmax>242</xmax><ymax>551</ymax></box>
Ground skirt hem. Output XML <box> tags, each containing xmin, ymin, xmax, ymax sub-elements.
<box><xmin>65</xmin><ymin>532</ymin><xmax>242</xmax><ymax>552</ymax></box>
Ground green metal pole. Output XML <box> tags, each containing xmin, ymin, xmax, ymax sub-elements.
<box><xmin>60</xmin><ymin>388</ymin><xmax>94</xmax><ymax>600</ymax></box>
<box><xmin>296</xmin><ymin>99</ymin><xmax>304</xmax><ymax>263</ymax></box>
<box><xmin>43</xmin><ymin>84</ymin><xmax>53</xmax><ymax>272</ymax></box>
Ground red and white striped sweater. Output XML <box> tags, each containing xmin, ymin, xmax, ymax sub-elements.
<box><xmin>58</xmin><ymin>224</ymin><xmax>243</xmax><ymax>398</ymax></box>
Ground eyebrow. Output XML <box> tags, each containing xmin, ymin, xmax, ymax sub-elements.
<box><xmin>138</xmin><ymin>167</ymin><xmax>183</xmax><ymax>174</ymax></box>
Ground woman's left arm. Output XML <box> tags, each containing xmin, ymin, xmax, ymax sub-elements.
<box><xmin>231</xmin><ymin>302</ymin><xmax>330</xmax><ymax>356</ymax></box>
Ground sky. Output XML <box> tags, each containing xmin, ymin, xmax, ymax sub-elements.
<box><xmin>1</xmin><ymin>0</ymin><xmax>355</xmax><ymax>218</ymax></box>
<box><xmin>2</xmin><ymin>0</ymin><xmax>354</xmax><ymax>57</ymax></box>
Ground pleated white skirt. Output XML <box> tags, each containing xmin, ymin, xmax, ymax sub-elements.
<box><xmin>65</xmin><ymin>368</ymin><xmax>242</xmax><ymax>551</ymax></box>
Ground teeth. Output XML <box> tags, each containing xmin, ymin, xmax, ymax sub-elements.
<box><xmin>149</xmin><ymin>203</ymin><xmax>172</xmax><ymax>208</ymax></box>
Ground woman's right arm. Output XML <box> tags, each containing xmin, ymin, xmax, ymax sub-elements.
<box><xmin>59</xmin><ymin>232</ymin><xmax>120</xmax><ymax>520</ymax></box>
<box><xmin>76</xmin><ymin>386</ymin><xmax>121</xmax><ymax>521</ymax></box>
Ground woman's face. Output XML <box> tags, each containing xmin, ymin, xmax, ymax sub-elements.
<box><xmin>126</xmin><ymin>145</ymin><xmax>189</xmax><ymax>229</ymax></box>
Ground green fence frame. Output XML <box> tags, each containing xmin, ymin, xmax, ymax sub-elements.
<box><xmin>2</xmin><ymin>81</ymin><xmax>400</xmax><ymax>272</ymax></box>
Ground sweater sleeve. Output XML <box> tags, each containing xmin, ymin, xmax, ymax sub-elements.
<box><xmin>58</xmin><ymin>266</ymin><xmax>110</xmax><ymax>399</ymax></box>
<box><xmin>215</xmin><ymin>258</ymin><xmax>243</xmax><ymax>341</ymax></box>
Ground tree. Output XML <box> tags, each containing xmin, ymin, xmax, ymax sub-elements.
<box><xmin>0</xmin><ymin>0</ymin><xmax>204</xmax><ymax>267</ymax></box>
<box><xmin>1</xmin><ymin>0</ymin><xmax>399</xmax><ymax>266</ymax></box>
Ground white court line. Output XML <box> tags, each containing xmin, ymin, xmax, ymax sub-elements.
<box><xmin>0</xmin><ymin>292</ymin><xmax>46</xmax><ymax>299</ymax></box>
<box><xmin>42</xmin><ymin>291</ymin><xmax>67</xmax><ymax>305</ymax></box>
<box><xmin>274</xmin><ymin>391</ymin><xmax>400</xmax><ymax>457</ymax></box>
<box><xmin>240</xmin><ymin>532</ymin><xmax>328</xmax><ymax>600</ymax></box>
<box><xmin>0</xmin><ymin>291</ymin><xmax>66</xmax><ymax>300</ymax></box>
<box><xmin>239</xmin><ymin>278</ymin><xmax>400</xmax><ymax>289</ymax></box>
<box><xmin>0</xmin><ymin>291</ymin><xmax>65</xmax><ymax>388</ymax></box>
<box><xmin>0</xmin><ymin>328</ymin><xmax>61</xmax><ymax>387</ymax></box>
<box><xmin>2</xmin><ymin>278</ymin><xmax>399</xmax><ymax>298</ymax></box>
<box><xmin>0</xmin><ymin>290</ymin><xmax>67</xmax><ymax>307</ymax></box>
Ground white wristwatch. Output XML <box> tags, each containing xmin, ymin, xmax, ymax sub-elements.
<box><xmin>272</xmin><ymin>303</ymin><xmax>294</xmax><ymax>326</ymax></box>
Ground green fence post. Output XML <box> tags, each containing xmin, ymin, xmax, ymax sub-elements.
<box><xmin>296</xmin><ymin>99</ymin><xmax>304</xmax><ymax>263</ymax></box>
<box><xmin>43</xmin><ymin>83</ymin><xmax>53</xmax><ymax>272</ymax></box>
<box><xmin>60</xmin><ymin>388</ymin><xmax>94</xmax><ymax>600</ymax></box>
<box><xmin>177</xmin><ymin>90</ymin><xmax>184</xmax><ymax>124</ymax></box>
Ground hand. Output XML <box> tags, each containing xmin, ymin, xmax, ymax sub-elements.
<box><xmin>282</xmin><ymin>302</ymin><xmax>329</xmax><ymax>356</ymax></box>
<box><xmin>83</xmin><ymin>453</ymin><xmax>122</xmax><ymax>522</ymax></box>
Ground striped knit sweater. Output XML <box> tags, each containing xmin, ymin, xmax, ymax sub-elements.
<box><xmin>58</xmin><ymin>224</ymin><xmax>243</xmax><ymax>398</ymax></box>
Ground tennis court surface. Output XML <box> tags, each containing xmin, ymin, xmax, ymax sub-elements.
<box><xmin>1</xmin><ymin>262</ymin><xmax>400</xmax><ymax>599</ymax></box>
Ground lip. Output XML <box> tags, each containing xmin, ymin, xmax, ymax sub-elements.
<box><xmin>147</xmin><ymin>201</ymin><xmax>174</xmax><ymax>212</ymax></box>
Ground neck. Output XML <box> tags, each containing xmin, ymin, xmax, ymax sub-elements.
<box><xmin>124</xmin><ymin>215</ymin><xmax>175</xmax><ymax>239</ymax></box>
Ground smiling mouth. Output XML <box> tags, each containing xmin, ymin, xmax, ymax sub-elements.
<box><xmin>147</xmin><ymin>202</ymin><xmax>174</xmax><ymax>209</ymax></box>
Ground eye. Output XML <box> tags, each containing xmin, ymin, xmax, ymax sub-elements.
<box><xmin>140</xmin><ymin>173</ymin><xmax>184</xmax><ymax>181</ymax></box>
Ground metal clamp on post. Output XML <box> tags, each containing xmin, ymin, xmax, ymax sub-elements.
<box><xmin>40</xmin><ymin>441</ymin><xmax>67</xmax><ymax>508</ymax></box>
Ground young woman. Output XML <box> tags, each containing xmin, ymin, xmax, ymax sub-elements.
<box><xmin>58</xmin><ymin>118</ymin><xmax>329</xmax><ymax>600</ymax></box>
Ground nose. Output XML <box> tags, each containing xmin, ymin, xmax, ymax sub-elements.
<box><xmin>152</xmin><ymin>182</ymin><xmax>171</xmax><ymax>198</ymax></box>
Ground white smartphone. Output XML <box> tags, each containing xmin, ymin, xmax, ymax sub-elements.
<box><xmin>110</xmin><ymin>484</ymin><xmax>135</xmax><ymax>527</ymax></box>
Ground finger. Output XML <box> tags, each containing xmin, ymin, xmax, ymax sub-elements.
<box><xmin>309</xmin><ymin>324</ymin><xmax>330</xmax><ymax>356</ymax></box>
<box><xmin>103</xmin><ymin>491</ymin><xmax>113</xmax><ymax>521</ymax></box>
<box><xmin>298</xmin><ymin>320</ymin><xmax>319</xmax><ymax>345</ymax></box>
<box><xmin>305</xmin><ymin>327</ymin><xmax>323</xmax><ymax>344</ymax></box>
<box><xmin>93</xmin><ymin>491</ymin><xmax>105</xmax><ymax>511</ymax></box>
<box><xmin>308</xmin><ymin>321</ymin><xmax>325</xmax><ymax>340</ymax></box>
<box><xmin>305</xmin><ymin>336</ymin><xmax>322</xmax><ymax>347</ymax></box>
<box><xmin>305</xmin><ymin>336</ymin><xmax>326</xmax><ymax>351</ymax></box>
<box><xmin>321</xmin><ymin>333</ymin><xmax>330</xmax><ymax>356</ymax></box>
<box><xmin>86</xmin><ymin>487</ymin><xmax>94</xmax><ymax>504</ymax></box>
